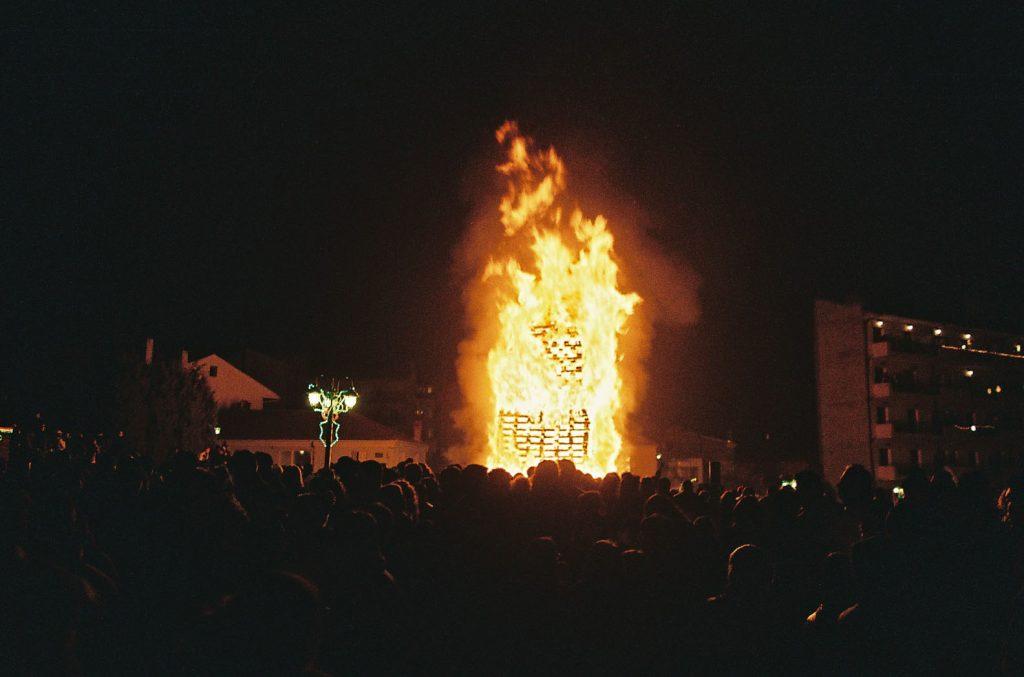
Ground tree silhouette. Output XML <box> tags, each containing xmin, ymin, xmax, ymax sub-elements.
<box><xmin>117</xmin><ymin>355</ymin><xmax>216</xmax><ymax>465</ymax></box>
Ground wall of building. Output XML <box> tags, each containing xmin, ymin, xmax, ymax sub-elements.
<box><xmin>814</xmin><ymin>300</ymin><xmax>872</xmax><ymax>485</ymax></box>
<box><xmin>191</xmin><ymin>355</ymin><xmax>279</xmax><ymax>411</ymax></box>
<box><xmin>225</xmin><ymin>437</ymin><xmax>429</xmax><ymax>468</ymax></box>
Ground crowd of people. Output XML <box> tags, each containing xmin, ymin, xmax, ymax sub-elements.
<box><xmin>3</xmin><ymin>425</ymin><xmax>1024</xmax><ymax>675</ymax></box>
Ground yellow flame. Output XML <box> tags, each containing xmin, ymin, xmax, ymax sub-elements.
<box><xmin>484</xmin><ymin>123</ymin><xmax>640</xmax><ymax>476</ymax></box>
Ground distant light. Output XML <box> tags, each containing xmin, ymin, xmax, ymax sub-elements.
<box><xmin>986</xmin><ymin>388</ymin><xmax>993</xmax><ymax>395</ymax></box>
<box><xmin>1017</xmin><ymin>344</ymin><xmax>1022</xmax><ymax>353</ymax></box>
<box><xmin>996</xmin><ymin>385</ymin><xmax>1002</xmax><ymax>393</ymax></box>
<box><xmin>656</xmin><ymin>453</ymin><xmax>662</xmax><ymax>460</ymax></box>
<box><xmin>904</xmin><ymin>324</ymin><xmax>914</xmax><ymax>332</ymax></box>
<box><xmin>970</xmin><ymin>425</ymin><xmax>978</xmax><ymax>432</ymax></box>
<box><xmin>298</xmin><ymin>449</ymin><xmax>305</xmax><ymax>455</ymax></box>
<box><xmin>961</xmin><ymin>344</ymin><xmax>967</xmax><ymax>350</ymax></box>
<box><xmin>933</xmin><ymin>328</ymin><xmax>943</xmax><ymax>336</ymax></box>
<box><xmin>307</xmin><ymin>391</ymin><xmax>321</xmax><ymax>407</ymax></box>
<box><xmin>963</xmin><ymin>333</ymin><xmax>972</xmax><ymax>341</ymax></box>
<box><xmin>964</xmin><ymin>369</ymin><xmax>974</xmax><ymax>378</ymax></box>
<box><xmin>342</xmin><ymin>392</ymin><xmax>359</xmax><ymax>410</ymax></box>
<box><xmin>214</xmin><ymin>426</ymin><xmax>221</xmax><ymax>435</ymax></box>
<box><xmin>893</xmin><ymin>486</ymin><xmax>905</xmax><ymax>499</ymax></box>
<box><xmin>874</xmin><ymin>320</ymin><xmax>884</xmax><ymax>328</ymax></box>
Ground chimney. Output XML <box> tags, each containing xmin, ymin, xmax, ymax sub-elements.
<box><xmin>145</xmin><ymin>338</ymin><xmax>154</xmax><ymax>365</ymax></box>
<box><xmin>181</xmin><ymin>349</ymin><xmax>189</xmax><ymax>369</ymax></box>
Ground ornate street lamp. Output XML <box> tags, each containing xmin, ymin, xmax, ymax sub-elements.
<box><xmin>307</xmin><ymin>378</ymin><xmax>358</xmax><ymax>470</ymax></box>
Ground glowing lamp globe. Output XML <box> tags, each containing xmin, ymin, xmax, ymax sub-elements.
<box><xmin>342</xmin><ymin>392</ymin><xmax>358</xmax><ymax>411</ymax></box>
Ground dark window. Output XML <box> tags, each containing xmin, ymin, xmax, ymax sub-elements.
<box><xmin>876</xmin><ymin>406</ymin><xmax>890</xmax><ymax>424</ymax></box>
<box><xmin>913</xmin><ymin>449</ymin><xmax>924</xmax><ymax>467</ymax></box>
<box><xmin>209</xmin><ymin>365</ymin><xmax>218</xmax><ymax>377</ymax></box>
<box><xmin>878</xmin><ymin>448</ymin><xmax>892</xmax><ymax>466</ymax></box>
<box><xmin>374</xmin><ymin>452</ymin><xmax>385</xmax><ymax>459</ymax></box>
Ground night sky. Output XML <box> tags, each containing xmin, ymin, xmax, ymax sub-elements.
<box><xmin>5</xmin><ymin>4</ymin><xmax>1024</xmax><ymax>455</ymax></box>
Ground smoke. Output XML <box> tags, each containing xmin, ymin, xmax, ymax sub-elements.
<box><xmin>449</xmin><ymin>124</ymin><xmax>701</xmax><ymax>468</ymax></box>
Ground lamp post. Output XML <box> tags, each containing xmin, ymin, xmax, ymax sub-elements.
<box><xmin>307</xmin><ymin>379</ymin><xmax>359</xmax><ymax>471</ymax></box>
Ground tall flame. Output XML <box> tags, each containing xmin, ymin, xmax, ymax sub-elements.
<box><xmin>483</xmin><ymin>122</ymin><xmax>641</xmax><ymax>476</ymax></box>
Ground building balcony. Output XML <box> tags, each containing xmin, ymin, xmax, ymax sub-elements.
<box><xmin>873</xmin><ymin>423</ymin><xmax>893</xmax><ymax>439</ymax></box>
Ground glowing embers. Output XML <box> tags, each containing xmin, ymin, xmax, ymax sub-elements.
<box><xmin>532</xmin><ymin>324</ymin><xmax>584</xmax><ymax>385</ymax></box>
<box><xmin>499</xmin><ymin>408</ymin><xmax>590</xmax><ymax>461</ymax></box>
<box><xmin>497</xmin><ymin>323</ymin><xmax>590</xmax><ymax>464</ymax></box>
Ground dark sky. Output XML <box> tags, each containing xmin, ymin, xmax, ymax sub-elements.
<box><xmin>4</xmin><ymin>3</ymin><xmax>1024</xmax><ymax>453</ymax></box>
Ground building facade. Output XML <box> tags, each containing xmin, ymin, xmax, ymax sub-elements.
<box><xmin>189</xmin><ymin>354</ymin><xmax>280</xmax><ymax>411</ymax></box>
<box><xmin>217</xmin><ymin>408</ymin><xmax>428</xmax><ymax>468</ymax></box>
<box><xmin>815</xmin><ymin>300</ymin><xmax>1024</xmax><ymax>485</ymax></box>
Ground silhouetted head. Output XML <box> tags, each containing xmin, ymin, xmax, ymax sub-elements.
<box><xmin>582</xmin><ymin>539</ymin><xmax>621</xmax><ymax>586</ymax></box>
<box><xmin>487</xmin><ymin>468</ymin><xmax>512</xmax><ymax>496</ymax></box>
<box><xmin>837</xmin><ymin>464</ymin><xmax>874</xmax><ymax>507</ymax></box>
<box><xmin>727</xmin><ymin>544</ymin><xmax>770</xmax><ymax>600</ymax></box>
<box><xmin>532</xmin><ymin>460</ymin><xmax>559</xmax><ymax>492</ymax></box>
<box><xmin>643</xmin><ymin>493</ymin><xmax>679</xmax><ymax>519</ymax></box>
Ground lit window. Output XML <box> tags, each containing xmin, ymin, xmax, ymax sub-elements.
<box><xmin>209</xmin><ymin>365</ymin><xmax>218</xmax><ymax>377</ymax></box>
<box><xmin>1016</xmin><ymin>344</ymin><xmax>1022</xmax><ymax>353</ymax></box>
<box><xmin>964</xmin><ymin>370</ymin><xmax>974</xmax><ymax>378</ymax></box>
<box><xmin>904</xmin><ymin>324</ymin><xmax>914</xmax><ymax>332</ymax></box>
<box><xmin>963</xmin><ymin>333</ymin><xmax>972</xmax><ymax>341</ymax></box>
<box><xmin>374</xmin><ymin>452</ymin><xmax>385</xmax><ymax>459</ymax></box>
<box><xmin>874</xmin><ymin>320</ymin><xmax>884</xmax><ymax>328</ymax></box>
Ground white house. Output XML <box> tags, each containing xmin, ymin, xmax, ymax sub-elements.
<box><xmin>189</xmin><ymin>354</ymin><xmax>280</xmax><ymax>411</ymax></box>
<box><xmin>217</xmin><ymin>408</ymin><xmax>429</xmax><ymax>467</ymax></box>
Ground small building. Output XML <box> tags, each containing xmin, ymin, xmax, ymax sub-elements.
<box><xmin>189</xmin><ymin>353</ymin><xmax>280</xmax><ymax>411</ymax></box>
<box><xmin>217</xmin><ymin>408</ymin><xmax>428</xmax><ymax>468</ymax></box>
<box><xmin>631</xmin><ymin>428</ymin><xmax>737</xmax><ymax>487</ymax></box>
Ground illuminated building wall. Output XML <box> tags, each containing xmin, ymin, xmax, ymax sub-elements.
<box><xmin>814</xmin><ymin>300</ymin><xmax>1024</xmax><ymax>485</ymax></box>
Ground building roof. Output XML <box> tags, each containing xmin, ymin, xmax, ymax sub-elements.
<box><xmin>189</xmin><ymin>353</ymin><xmax>281</xmax><ymax>401</ymax></box>
<box><xmin>218</xmin><ymin>408</ymin><xmax>411</xmax><ymax>442</ymax></box>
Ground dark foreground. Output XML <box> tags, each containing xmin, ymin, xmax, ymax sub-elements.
<box><xmin>3</xmin><ymin>440</ymin><xmax>1024</xmax><ymax>675</ymax></box>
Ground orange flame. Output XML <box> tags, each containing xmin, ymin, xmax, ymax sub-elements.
<box><xmin>483</xmin><ymin>122</ymin><xmax>641</xmax><ymax>476</ymax></box>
